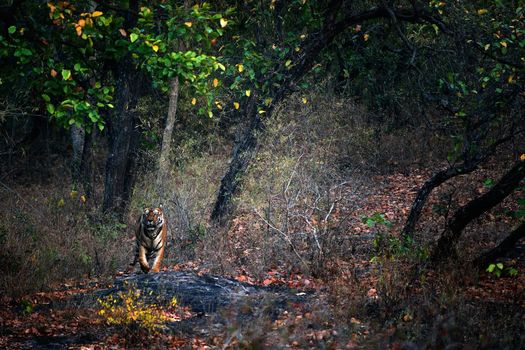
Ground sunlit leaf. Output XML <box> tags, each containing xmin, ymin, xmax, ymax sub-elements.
<box><xmin>191</xmin><ymin>97</ymin><xmax>197</xmax><ymax>105</ymax></box>
<box><xmin>213</xmin><ymin>78</ymin><xmax>219</xmax><ymax>87</ymax></box>
<box><xmin>92</xmin><ymin>11</ymin><xmax>103</xmax><ymax>17</ymax></box>
<box><xmin>61</xmin><ymin>69</ymin><xmax>71</xmax><ymax>80</ymax></box>
<box><xmin>245</xmin><ymin>90</ymin><xmax>251</xmax><ymax>97</ymax></box>
<box><xmin>237</xmin><ymin>64</ymin><xmax>244</xmax><ymax>73</ymax></box>
<box><xmin>130</xmin><ymin>33</ymin><xmax>139</xmax><ymax>43</ymax></box>
<box><xmin>184</xmin><ymin>22</ymin><xmax>192</xmax><ymax>27</ymax></box>
<box><xmin>233</xmin><ymin>102</ymin><xmax>240</xmax><ymax>109</ymax></box>
<box><xmin>152</xmin><ymin>45</ymin><xmax>159</xmax><ymax>52</ymax></box>
<box><xmin>477</xmin><ymin>9</ymin><xmax>488</xmax><ymax>15</ymax></box>
<box><xmin>220</xmin><ymin>18</ymin><xmax>228</xmax><ymax>28</ymax></box>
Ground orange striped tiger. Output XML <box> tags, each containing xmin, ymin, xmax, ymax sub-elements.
<box><xmin>130</xmin><ymin>205</ymin><xmax>167</xmax><ymax>273</ymax></box>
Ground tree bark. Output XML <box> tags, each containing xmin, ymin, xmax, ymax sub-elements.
<box><xmin>211</xmin><ymin>96</ymin><xmax>260</xmax><ymax>222</ymax></box>
<box><xmin>102</xmin><ymin>62</ymin><xmax>143</xmax><ymax>216</ymax></box>
<box><xmin>70</xmin><ymin>124</ymin><xmax>85</xmax><ymax>189</ymax></box>
<box><xmin>431</xmin><ymin>159</ymin><xmax>525</xmax><ymax>262</ymax></box>
<box><xmin>473</xmin><ymin>222</ymin><xmax>525</xmax><ymax>269</ymax></box>
<box><xmin>156</xmin><ymin>77</ymin><xmax>179</xmax><ymax>201</ymax></box>
<box><xmin>79</xmin><ymin>126</ymin><xmax>95</xmax><ymax>199</ymax></box>
<box><xmin>210</xmin><ymin>4</ymin><xmax>447</xmax><ymax>223</ymax></box>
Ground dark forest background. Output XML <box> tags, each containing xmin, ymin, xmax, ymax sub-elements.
<box><xmin>0</xmin><ymin>0</ymin><xmax>524</xmax><ymax>348</ymax></box>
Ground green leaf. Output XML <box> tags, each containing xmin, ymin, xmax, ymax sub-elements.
<box><xmin>41</xmin><ymin>94</ymin><xmax>50</xmax><ymax>102</ymax></box>
<box><xmin>496</xmin><ymin>262</ymin><xmax>504</xmax><ymax>269</ymax></box>
<box><xmin>61</xmin><ymin>69</ymin><xmax>71</xmax><ymax>80</ymax></box>
<box><xmin>130</xmin><ymin>33</ymin><xmax>139</xmax><ymax>43</ymax></box>
<box><xmin>8</xmin><ymin>26</ymin><xmax>16</xmax><ymax>34</ymax></box>
<box><xmin>486</xmin><ymin>264</ymin><xmax>495</xmax><ymax>273</ymax></box>
<box><xmin>46</xmin><ymin>103</ymin><xmax>55</xmax><ymax>114</ymax></box>
<box><xmin>74</xmin><ymin>63</ymin><xmax>82</xmax><ymax>71</ymax></box>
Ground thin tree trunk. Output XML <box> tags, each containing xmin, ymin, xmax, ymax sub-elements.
<box><xmin>156</xmin><ymin>77</ymin><xmax>179</xmax><ymax>200</ymax></box>
<box><xmin>431</xmin><ymin>159</ymin><xmax>525</xmax><ymax>262</ymax></box>
<box><xmin>473</xmin><ymin>222</ymin><xmax>525</xmax><ymax>268</ymax></box>
<box><xmin>70</xmin><ymin>124</ymin><xmax>85</xmax><ymax>189</ymax></box>
<box><xmin>80</xmin><ymin>126</ymin><xmax>95</xmax><ymax>199</ymax></box>
<box><xmin>402</xmin><ymin>133</ymin><xmax>518</xmax><ymax>239</ymax></box>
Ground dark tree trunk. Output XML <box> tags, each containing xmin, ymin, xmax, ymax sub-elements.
<box><xmin>402</xmin><ymin>134</ymin><xmax>518</xmax><ymax>239</ymax></box>
<box><xmin>102</xmin><ymin>0</ymin><xmax>142</xmax><ymax>217</ymax></box>
<box><xmin>70</xmin><ymin>124</ymin><xmax>85</xmax><ymax>189</ymax></box>
<box><xmin>80</xmin><ymin>127</ymin><xmax>95</xmax><ymax>199</ymax></box>
<box><xmin>473</xmin><ymin>222</ymin><xmax>525</xmax><ymax>269</ymax></box>
<box><xmin>210</xmin><ymin>4</ymin><xmax>447</xmax><ymax>223</ymax></box>
<box><xmin>431</xmin><ymin>159</ymin><xmax>525</xmax><ymax>262</ymax></box>
<box><xmin>102</xmin><ymin>62</ymin><xmax>143</xmax><ymax>216</ymax></box>
<box><xmin>210</xmin><ymin>97</ymin><xmax>260</xmax><ymax>222</ymax></box>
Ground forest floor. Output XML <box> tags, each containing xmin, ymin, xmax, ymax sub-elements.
<box><xmin>1</xmin><ymin>166</ymin><xmax>524</xmax><ymax>349</ymax></box>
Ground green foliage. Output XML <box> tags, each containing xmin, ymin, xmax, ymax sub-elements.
<box><xmin>19</xmin><ymin>300</ymin><xmax>34</xmax><ymax>315</ymax></box>
<box><xmin>486</xmin><ymin>262</ymin><xmax>519</xmax><ymax>278</ymax></box>
<box><xmin>1</xmin><ymin>1</ymin><xmax>228</xmax><ymax>129</ymax></box>
<box><xmin>362</xmin><ymin>212</ymin><xmax>392</xmax><ymax>228</ymax></box>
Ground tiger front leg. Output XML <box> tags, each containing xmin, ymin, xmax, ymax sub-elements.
<box><xmin>138</xmin><ymin>245</ymin><xmax>150</xmax><ymax>273</ymax></box>
<box><xmin>150</xmin><ymin>245</ymin><xmax>165</xmax><ymax>273</ymax></box>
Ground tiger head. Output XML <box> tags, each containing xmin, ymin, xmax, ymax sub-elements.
<box><xmin>141</xmin><ymin>205</ymin><xmax>165</xmax><ymax>237</ymax></box>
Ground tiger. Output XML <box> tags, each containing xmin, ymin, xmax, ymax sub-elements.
<box><xmin>130</xmin><ymin>205</ymin><xmax>168</xmax><ymax>273</ymax></box>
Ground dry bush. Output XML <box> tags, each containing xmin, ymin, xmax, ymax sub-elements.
<box><xmin>0</xmin><ymin>175</ymin><xmax>132</xmax><ymax>296</ymax></box>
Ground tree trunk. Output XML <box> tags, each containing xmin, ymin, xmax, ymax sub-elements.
<box><xmin>431</xmin><ymin>159</ymin><xmax>525</xmax><ymax>262</ymax></box>
<box><xmin>210</xmin><ymin>97</ymin><xmax>260</xmax><ymax>222</ymax></box>
<box><xmin>473</xmin><ymin>222</ymin><xmax>525</xmax><ymax>269</ymax></box>
<box><xmin>79</xmin><ymin>127</ymin><xmax>95</xmax><ymax>199</ymax></box>
<box><xmin>402</xmin><ymin>133</ymin><xmax>517</xmax><ymax>239</ymax></box>
<box><xmin>102</xmin><ymin>63</ymin><xmax>142</xmax><ymax>217</ymax></box>
<box><xmin>70</xmin><ymin>124</ymin><xmax>85</xmax><ymax>190</ymax></box>
<box><xmin>156</xmin><ymin>77</ymin><xmax>179</xmax><ymax>201</ymax></box>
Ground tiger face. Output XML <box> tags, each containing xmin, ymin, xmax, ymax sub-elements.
<box><xmin>142</xmin><ymin>207</ymin><xmax>164</xmax><ymax>237</ymax></box>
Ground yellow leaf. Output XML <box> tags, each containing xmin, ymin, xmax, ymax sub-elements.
<box><xmin>75</xmin><ymin>25</ymin><xmax>82</xmax><ymax>36</ymax></box>
<box><xmin>363</xmin><ymin>33</ymin><xmax>369</xmax><ymax>41</ymax></box>
<box><xmin>233</xmin><ymin>102</ymin><xmax>240</xmax><ymax>109</ymax></box>
<box><xmin>70</xmin><ymin>190</ymin><xmax>78</xmax><ymax>199</ymax></box>
<box><xmin>245</xmin><ymin>90</ymin><xmax>251</xmax><ymax>97</ymax></box>
<box><xmin>58</xmin><ymin>198</ymin><xmax>65</xmax><ymax>207</ymax></box>
<box><xmin>258</xmin><ymin>109</ymin><xmax>265</xmax><ymax>114</ymax></box>
<box><xmin>213</xmin><ymin>78</ymin><xmax>219</xmax><ymax>87</ymax></box>
<box><xmin>500</xmin><ymin>41</ymin><xmax>507</xmax><ymax>48</ymax></box>
<box><xmin>477</xmin><ymin>9</ymin><xmax>488</xmax><ymax>15</ymax></box>
<box><xmin>191</xmin><ymin>97</ymin><xmax>197</xmax><ymax>105</ymax></box>
<box><xmin>152</xmin><ymin>45</ymin><xmax>159</xmax><ymax>52</ymax></box>
<box><xmin>520</xmin><ymin>154</ymin><xmax>525</xmax><ymax>161</ymax></box>
<box><xmin>220</xmin><ymin>18</ymin><xmax>228</xmax><ymax>28</ymax></box>
<box><xmin>92</xmin><ymin>11</ymin><xmax>103</xmax><ymax>17</ymax></box>
<box><xmin>508</xmin><ymin>75</ymin><xmax>514</xmax><ymax>83</ymax></box>
<box><xmin>302</xmin><ymin>97</ymin><xmax>308</xmax><ymax>104</ymax></box>
<box><xmin>80</xmin><ymin>195</ymin><xmax>87</xmax><ymax>203</ymax></box>
<box><xmin>184</xmin><ymin>22</ymin><xmax>192</xmax><ymax>28</ymax></box>
<box><xmin>237</xmin><ymin>64</ymin><xmax>244</xmax><ymax>73</ymax></box>
<box><xmin>78</xmin><ymin>19</ymin><xmax>86</xmax><ymax>27</ymax></box>
<box><xmin>215</xmin><ymin>101</ymin><xmax>223</xmax><ymax>109</ymax></box>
